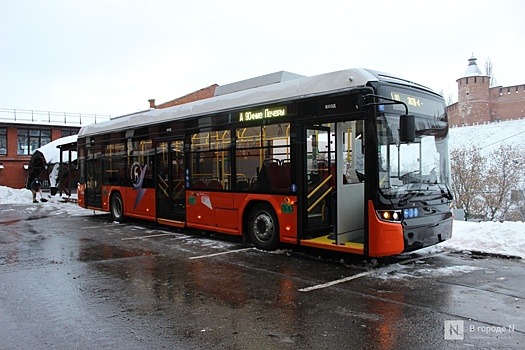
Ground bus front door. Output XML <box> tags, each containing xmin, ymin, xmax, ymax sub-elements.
<box><xmin>155</xmin><ymin>140</ymin><xmax>186</xmax><ymax>225</ymax></box>
<box><xmin>300</xmin><ymin>121</ymin><xmax>365</xmax><ymax>252</ymax></box>
<box><xmin>85</xmin><ymin>147</ymin><xmax>102</xmax><ymax>208</ymax></box>
<box><xmin>304</xmin><ymin>126</ymin><xmax>335</xmax><ymax>237</ymax></box>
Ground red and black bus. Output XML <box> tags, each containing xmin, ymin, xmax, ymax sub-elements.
<box><xmin>77</xmin><ymin>69</ymin><xmax>453</xmax><ymax>257</ymax></box>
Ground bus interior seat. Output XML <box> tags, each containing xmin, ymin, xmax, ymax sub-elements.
<box><xmin>193</xmin><ymin>179</ymin><xmax>206</xmax><ymax>189</ymax></box>
<box><xmin>207</xmin><ymin>179</ymin><xmax>223</xmax><ymax>190</ymax></box>
<box><xmin>281</xmin><ymin>159</ymin><xmax>291</xmax><ymax>188</ymax></box>
<box><xmin>261</xmin><ymin>158</ymin><xmax>289</xmax><ymax>192</ymax></box>
<box><xmin>236</xmin><ymin>178</ymin><xmax>249</xmax><ymax>191</ymax></box>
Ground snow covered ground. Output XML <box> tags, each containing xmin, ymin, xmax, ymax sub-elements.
<box><xmin>1</xmin><ymin>185</ymin><xmax>523</xmax><ymax>260</ymax></box>
<box><xmin>449</xmin><ymin>118</ymin><xmax>525</xmax><ymax>154</ymax></box>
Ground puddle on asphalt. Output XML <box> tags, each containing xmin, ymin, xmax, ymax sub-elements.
<box><xmin>78</xmin><ymin>243</ymin><xmax>156</xmax><ymax>262</ymax></box>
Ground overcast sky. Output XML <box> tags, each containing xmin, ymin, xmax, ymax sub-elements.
<box><xmin>1</xmin><ymin>0</ymin><xmax>524</xmax><ymax>117</ymax></box>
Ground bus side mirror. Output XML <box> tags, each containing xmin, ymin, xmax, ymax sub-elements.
<box><xmin>399</xmin><ymin>114</ymin><xmax>416</xmax><ymax>143</ymax></box>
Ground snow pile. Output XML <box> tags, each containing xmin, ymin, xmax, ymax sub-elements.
<box><xmin>439</xmin><ymin>220</ymin><xmax>525</xmax><ymax>259</ymax></box>
<box><xmin>375</xmin><ymin>263</ymin><xmax>483</xmax><ymax>280</ymax></box>
<box><xmin>0</xmin><ymin>186</ymin><xmax>32</xmax><ymax>204</ymax></box>
<box><xmin>35</xmin><ymin>134</ymin><xmax>77</xmax><ymax>163</ymax></box>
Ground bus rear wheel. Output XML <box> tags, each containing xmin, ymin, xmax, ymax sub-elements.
<box><xmin>248</xmin><ymin>203</ymin><xmax>279</xmax><ymax>250</ymax></box>
<box><xmin>110</xmin><ymin>192</ymin><xmax>125</xmax><ymax>222</ymax></box>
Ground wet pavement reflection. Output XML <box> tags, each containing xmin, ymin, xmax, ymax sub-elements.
<box><xmin>1</xmin><ymin>204</ymin><xmax>524</xmax><ymax>349</ymax></box>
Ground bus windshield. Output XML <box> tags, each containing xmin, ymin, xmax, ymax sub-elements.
<box><xmin>377</xmin><ymin>112</ymin><xmax>451</xmax><ymax>200</ymax></box>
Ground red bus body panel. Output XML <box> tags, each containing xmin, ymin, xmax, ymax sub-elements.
<box><xmin>186</xmin><ymin>191</ymin><xmax>298</xmax><ymax>243</ymax></box>
<box><xmin>367</xmin><ymin>200</ymin><xmax>404</xmax><ymax>257</ymax></box>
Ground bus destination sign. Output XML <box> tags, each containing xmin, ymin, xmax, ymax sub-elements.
<box><xmin>381</xmin><ymin>88</ymin><xmax>445</xmax><ymax>117</ymax></box>
<box><xmin>239</xmin><ymin>106</ymin><xmax>287</xmax><ymax>122</ymax></box>
<box><xmin>390</xmin><ymin>91</ymin><xmax>422</xmax><ymax>108</ymax></box>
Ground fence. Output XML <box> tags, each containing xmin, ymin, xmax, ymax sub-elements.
<box><xmin>0</xmin><ymin>108</ymin><xmax>111</xmax><ymax>126</ymax></box>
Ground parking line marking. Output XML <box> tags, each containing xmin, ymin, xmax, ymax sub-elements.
<box><xmin>299</xmin><ymin>271</ymin><xmax>375</xmax><ymax>292</ymax></box>
<box><xmin>299</xmin><ymin>251</ymin><xmax>448</xmax><ymax>292</ymax></box>
<box><xmin>121</xmin><ymin>233</ymin><xmax>177</xmax><ymax>240</ymax></box>
<box><xmin>189</xmin><ymin>247</ymin><xmax>254</xmax><ymax>260</ymax></box>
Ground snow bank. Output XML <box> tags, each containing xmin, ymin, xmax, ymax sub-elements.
<box><xmin>0</xmin><ymin>186</ymin><xmax>32</xmax><ymax>204</ymax></box>
<box><xmin>440</xmin><ymin>220</ymin><xmax>525</xmax><ymax>259</ymax></box>
<box><xmin>449</xmin><ymin>119</ymin><xmax>525</xmax><ymax>154</ymax></box>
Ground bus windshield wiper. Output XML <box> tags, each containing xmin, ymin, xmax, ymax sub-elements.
<box><xmin>398</xmin><ymin>190</ymin><xmax>424</xmax><ymax>206</ymax></box>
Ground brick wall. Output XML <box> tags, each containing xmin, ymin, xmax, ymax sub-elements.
<box><xmin>153</xmin><ymin>85</ymin><xmax>218</xmax><ymax>109</ymax></box>
<box><xmin>448</xmin><ymin>80</ymin><xmax>525</xmax><ymax>127</ymax></box>
<box><xmin>490</xmin><ymin>85</ymin><xmax>525</xmax><ymax>121</ymax></box>
<box><xmin>0</xmin><ymin>160</ymin><xmax>29</xmax><ymax>189</ymax></box>
<box><xmin>0</xmin><ymin>124</ymin><xmax>80</xmax><ymax>189</ymax></box>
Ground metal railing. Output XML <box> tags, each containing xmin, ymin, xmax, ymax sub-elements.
<box><xmin>0</xmin><ymin>108</ymin><xmax>111</xmax><ymax>126</ymax></box>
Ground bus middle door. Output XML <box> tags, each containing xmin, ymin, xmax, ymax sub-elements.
<box><xmin>155</xmin><ymin>140</ymin><xmax>186</xmax><ymax>226</ymax></box>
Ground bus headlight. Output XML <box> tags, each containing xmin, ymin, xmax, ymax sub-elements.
<box><xmin>377</xmin><ymin>210</ymin><xmax>402</xmax><ymax>222</ymax></box>
<box><xmin>403</xmin><ymin>208</ymin><xmax>419</xmax><ymax>219</ymax></box>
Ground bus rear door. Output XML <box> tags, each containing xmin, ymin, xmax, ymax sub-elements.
<box><xmin>85</xmin><ymin>147</ymin><xmax>102</xmax><ymax>208</ymax></box>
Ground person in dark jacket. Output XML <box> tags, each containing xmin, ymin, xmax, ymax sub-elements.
<box><xmin>30</xmin><ymin>178</ymin><xmax>42</xmax><ymax>203</ymax></box>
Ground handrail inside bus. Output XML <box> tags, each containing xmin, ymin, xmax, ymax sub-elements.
<box><xmin>307</xmin><ymin>187</ymin><xmax>333</xmax><ymax>213</ymax></box>
<box><xmin>307</xmin><ymin>174</ymin><xmax>333</xmax><ymax>200</ymax></box>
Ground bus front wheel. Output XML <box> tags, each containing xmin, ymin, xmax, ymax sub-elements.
<box><xmin>110</xmin><ymin>192</ymin><xmax>125</xmax><ymax>222</ymax></box>
<box><xmin>248</xmin><ymin>203</ymin><xmax>279</xmax><ymax>250</ymax></box>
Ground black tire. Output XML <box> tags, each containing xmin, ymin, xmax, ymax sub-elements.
<box><xmin>110</xmin><ymin>192</ymin><xmax>125</xmax><ymax>222</ymax></box>
<box><xmin>248</xmin><ymin>203</ymin><xmax>280</xmax><ymax>250</ymax></box>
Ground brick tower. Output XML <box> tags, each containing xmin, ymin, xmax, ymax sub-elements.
<box><xmin>455</xmin><ymin>55</ymin><xmax>491</xmax><ymax>125</ymax></box>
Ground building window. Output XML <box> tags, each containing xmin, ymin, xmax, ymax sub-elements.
<box><xmin>61</xmin><ymin>129</ymin><xmax>77</xmax><ymax>137</ymax></box>
<box><xmin>17</xmin><ymin>128</ymin><xmax>51</xmax><ymax>155</ymax></box>
<box><xmin>0</xmin><ymin>127</ymin><xmax>6</xmax><ymax>155</ymax></box>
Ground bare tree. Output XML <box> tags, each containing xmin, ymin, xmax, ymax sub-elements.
<box><xmin>450</xmin><ymin>146</ymin><xmax>485</xmax><ymax>219</ymax></box>
<box><xmin>480</xmin><ymin>145</ymin><xmax>525</xmax><ymax>220</ymax></box>
<box><xmin>485</xmin><ymin>58</ymin><xmax>498</xmax><ymax>87</ymax></box>
<box><xmin>452</xmin><ymin>144</ymin><xmax>525</xmax><ymax>221</ymax></box>
<box><xmin>447</xmin><ymin>93</ymin><xmax>455</xmax><ymax>106</ymax></box>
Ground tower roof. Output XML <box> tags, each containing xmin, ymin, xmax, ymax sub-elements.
<box><xmin>464</xmin><ymin>54</ymin><xmax>483</xmax><ymax>77</ymax></box>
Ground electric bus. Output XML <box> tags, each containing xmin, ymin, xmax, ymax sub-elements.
<box><xmin>77</xmin><ymin>68</ymin><xmax>453</xmax><ymax>257</ymax></box>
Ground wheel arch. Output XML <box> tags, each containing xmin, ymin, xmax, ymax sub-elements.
<box><xmin>242</xmin><ymin>199</ymin><xmax>270</xmax><ymax>242</ymax></box>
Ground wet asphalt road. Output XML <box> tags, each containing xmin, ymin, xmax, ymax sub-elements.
<box><xmin>0</xmin><ymin>203</ymin><xmax>524</xmax><ymax>350</ymax></box>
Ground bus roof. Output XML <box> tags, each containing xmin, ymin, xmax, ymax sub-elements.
<box><xmin>78</xmin><ymin>68</ymin><xmax>431</xmax><ymax>138</ymax></box>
